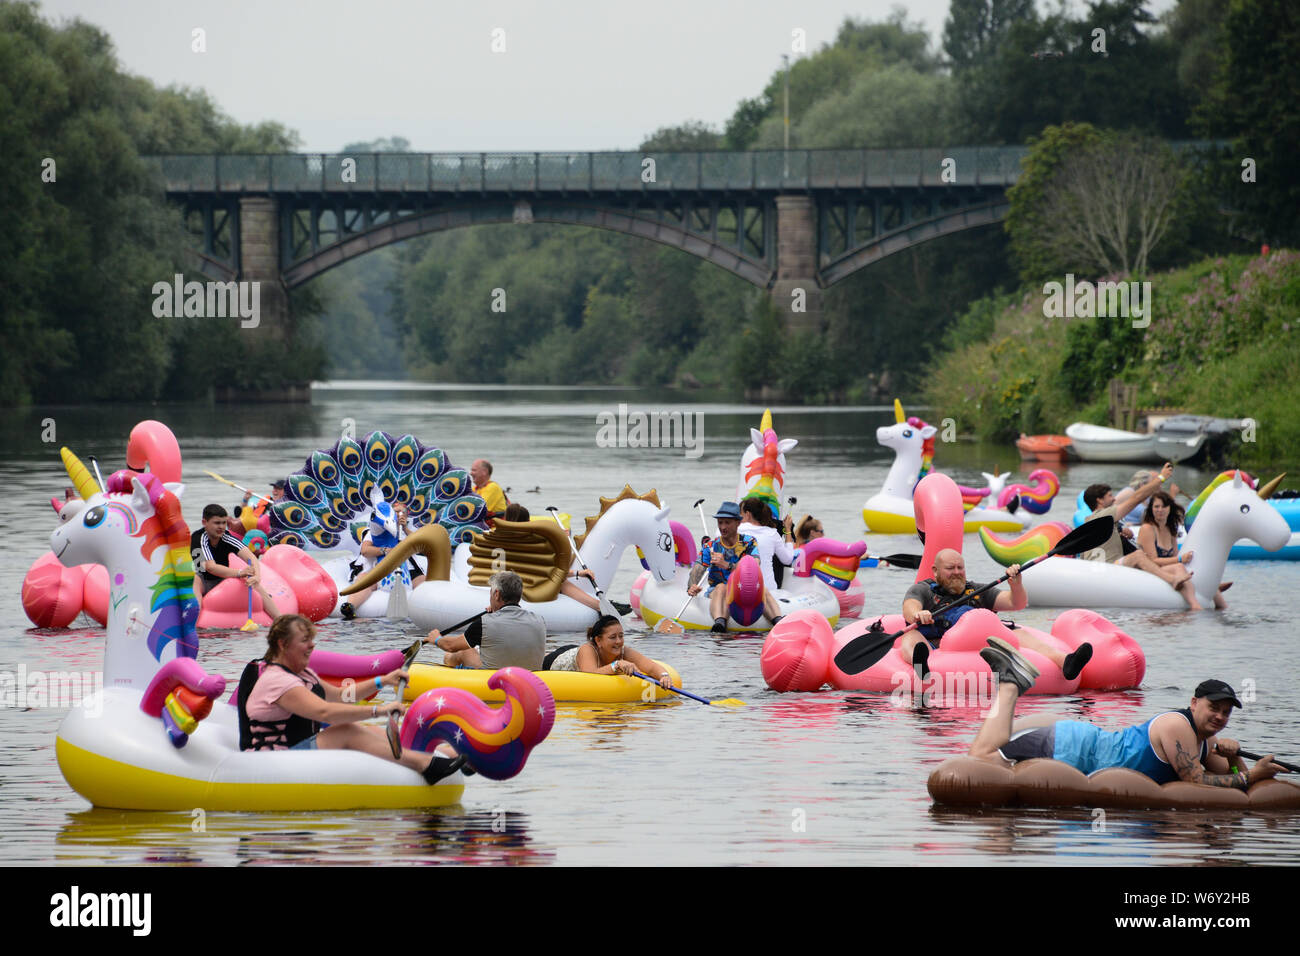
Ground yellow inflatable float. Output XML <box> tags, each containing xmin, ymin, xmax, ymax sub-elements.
<box><xmin>404</xmin><ymin>660</ymin><xmax>682</xmax><ymax>704</ymax></box>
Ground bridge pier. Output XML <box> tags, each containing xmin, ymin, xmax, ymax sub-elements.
<box><xmin>770</xmin><ymin>196</ymin><xmax>823</xmax><ymax>336</ymax></box>
<box><xmin>222</xmin><ymin>197</ymin><xmax>308</xmax><ymax>402</ymax></box>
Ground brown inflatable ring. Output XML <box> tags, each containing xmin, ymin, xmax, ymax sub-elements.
<box><xmin>928</xmin><ymin>756</ymin><xmax>1300</xmax><ymax>810</ymax></box>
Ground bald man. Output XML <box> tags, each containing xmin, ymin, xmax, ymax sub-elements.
<box><xmin>901</xmin><ymin>549</ymin><xmax>1092</xmax><ymax>683</ymax></box>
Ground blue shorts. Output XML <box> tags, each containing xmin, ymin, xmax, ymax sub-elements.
<box><xmin>290</xmin><ymin>735</ymin><xmax>318</xmax><ymax>751</ymax></box>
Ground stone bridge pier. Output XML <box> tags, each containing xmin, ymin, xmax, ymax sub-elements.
<box><xmin>770</xmin><ymin>196</ymin><xmax>823</xmax><ymax>336</ymax></box>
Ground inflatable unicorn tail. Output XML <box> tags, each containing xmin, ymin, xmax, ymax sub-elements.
<box><xmin>267</xmin><ymin>430</ymin><xmax>492</xmax><ymax>551</ymax></box>
<box><xmin>794</xmin><ymin>538</ymin><xmax>867</xmax><ymax>591</ymax></box>
<box><xmin>401</xmin><ymin>668</ymin><xmax>556</xmax><ymax>780</ymax></box>
<box><xmin>996</xmin><ymin>468</ymin><xmax>1061</xmax><ymax>515</ymax></box>
<box><xmin>978</xmin><ymin>522</ymin><xmax>1072</xmax><ymax>568</ymax></box>
<box><xmin>141</xmin><ymin>659</ymin><xmax>228</xmax><ymax>748</ymax></box>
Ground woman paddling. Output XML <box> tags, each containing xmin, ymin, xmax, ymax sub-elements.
<box><xmin>544</xmin><ymin>614</ymin><xmax>673</xmax><ymax>687</ymax></box>
<box><xmin>238</xmin><ymin>614</ymin><xmax>464</xmax><ymax>782</ymax></box>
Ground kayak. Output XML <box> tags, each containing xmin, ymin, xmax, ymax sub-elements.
<box><xmin>404</xmin><ymin>660</ymin><xmax>682</xmax><ymax>703</ymax></box>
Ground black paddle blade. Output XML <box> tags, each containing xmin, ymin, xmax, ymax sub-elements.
<box><xmin>881</xmin><ymin>552</ymin><xmax>923</xmax><ymax>570</ymax></box>
<box><xmin>833</xmin><ymin>624</ymin><xmax>908</xmax><ymax>675</ymax></box>
<box><xmin>1045</xmin><ymin>516</ymin><xmax>1114</xmax><ymax>559</ymax></box>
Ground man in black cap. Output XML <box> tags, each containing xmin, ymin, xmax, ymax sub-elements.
<box><xmin>967</xmin><ymin>643</ymin><xmax>1288</xmax><ymax>788</ymax></box>
<box><xmin>686</xmin><ymin>501</ymin><xmax>759</xmax><ymax>632</ymax></box>
<box><xmin>237</xmin><ymin>479</ymin><xmax>285</xmax><ymax>525</ymax></box>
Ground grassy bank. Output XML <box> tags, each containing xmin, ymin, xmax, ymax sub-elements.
<box><xmin>923</xmin><ymin>250</ymin><xmax>1300</xmax><ymax>469</ymax></box>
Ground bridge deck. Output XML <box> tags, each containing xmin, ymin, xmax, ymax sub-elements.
<box><xmin>145</xmin><ymin>148</ymin><xmax>1032</xmax><ymax>194</ymax></box>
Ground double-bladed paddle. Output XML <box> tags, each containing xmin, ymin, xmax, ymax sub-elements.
<box><xmin>832</xmin><ymin>517</ymin><xmax>1115</xmax><ymax>675</ymax></box>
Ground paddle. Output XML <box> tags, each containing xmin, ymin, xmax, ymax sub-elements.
<box><xmin>204</xmin><ymin>469</ymin><xmax>273</xmax><ymax>505</ymax></box>
<box><xmin>87</xmin><ymin>455</ymin><xmax>106</xmax><ymax>491</ymax></box>
<box><xmin>860</xmin><ymin>553</ymin><xmax>923</xmax><ymax>570</ymax></box>
<box><xmin>239</xmin><ymin>586</ymin><xmax>258</xmax><ymax>632</ymax></box>
<box><xmin>629</xmin><ymin>670</ymin><xmax>745</xmax><ymax>707</ymax></box>
<box><xmin>1235</xmin><ymin>749</ymin><xmax>1299</xmax><ymax>774</ymax></box>
<box><xmin>833</xmin><ymin>517</ymin><xmax>1115</xmax><ymax>675</ymax></box>
<box><xmin>400</xmin><ymin>610</ymin><xmax>489</xmax><ymax>668</ymax></box>
<box><xmin>546</xmin><ymin>505</ymin><xmax>620</xmax><ymax>618</ymax></box>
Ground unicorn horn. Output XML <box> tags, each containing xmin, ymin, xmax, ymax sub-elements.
<box><xmin>61</xmin><ymin>447</ymin><xmax>102</xmax><ymax>500</ymax></box>
<box><xmin>1257</xmin><ymin>474</ymin><xmax>1286</xmax><ymax>500</ymax></box>
<box><xmin>760</xmin><ymin>408</ymin><xmax>773</xmax><ymax>432</ymax></box>
<box><xmin>893</xmin><ymin>399</ymin><xmax>905</xmax><ymax>424</ymax></box>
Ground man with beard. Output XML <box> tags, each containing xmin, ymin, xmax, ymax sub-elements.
<box><xmin>901</xmin><ymin>549</ymin><xmax>1091</xmax><ymax>683</ymax></box>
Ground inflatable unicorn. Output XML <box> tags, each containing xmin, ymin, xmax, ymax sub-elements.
<box><xmin>50</xmin><ymin>445</ymin><xmax>553</xmax><ymax>811</ymax></box>
<box><xmin>862</xmin><ymin>400</ymin><xmax>1031</xmax><ymax>533</ymax></box>
<box><xmin>1019</xmin><ymin>472</ymin><xmax>1289</xmax><ymax>609</ymax></box>
<box><xmin>735</xmin><ymin>408</ymin><xmax>797</xmax><ymax>519</ymax></box>
<box><xmin>345</xmin><ymin>486</ymin><xmax>679</xmax><ymax>632</ymax></box>
<box><xmin>1185</xmin><ymin>471</ymin><xmax>1300</xmax><ymax>562</ymax></box>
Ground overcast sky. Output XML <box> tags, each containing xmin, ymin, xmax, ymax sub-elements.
<box><xmin>35</xmin><ymin>0</ymin><xmax>1178</xmax><ymax>153</ymax></box>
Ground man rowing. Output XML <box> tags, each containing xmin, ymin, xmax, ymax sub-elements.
<box><xmin>901</xmin><ymin>549</ymin><xmax>1092</xmax><ymax>682</ymax></box>
<box><xmin>970</xmin><ymin>642</ymin><xmax>1288</xmax><ymax>789</ymax></box>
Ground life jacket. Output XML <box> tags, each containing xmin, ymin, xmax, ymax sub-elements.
<box><xmin>237</xmin><ymin>660</ymin><xmax>325</xmax><ymax>751</ymax></box>
<box><xmin>919</xmin><ymin>579</ymin><xmax>983</xmax><ymax>641</ymax></box>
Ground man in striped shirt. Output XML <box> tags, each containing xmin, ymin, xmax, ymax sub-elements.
<box><xmin>190</xmin><ymin>504</ymin><xmax>276</xmax><ymax>614</ymax></box>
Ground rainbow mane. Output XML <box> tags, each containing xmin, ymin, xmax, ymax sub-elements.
<box><xmin>906</xmin><ymin>416</ymin><xmax>935</xmax><ymax>490</ymax></box>
<box><xmin>742</xmin><ymin>410</ymin><xmax>786</xmax><ymax>520</ymax></box>
<box><xmin>1186</xmin><ymin>470</ymin><xmax>1255</xmax><ymax>526</ymax></box>
<box><xmin>401</xmin><ymin>668</ymin><xmax>555</xmax><ymax>780</ymax></box>
<box><xmin>107</xmin><ymin>471</ymin><xmax>198</xmax><ymax>662</ymax></box>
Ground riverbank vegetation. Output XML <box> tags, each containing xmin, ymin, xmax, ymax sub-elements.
<box><xmin>3</xmin><ymin>0</ymin><xmax>1295</xmax><ymax>408</ymax></box>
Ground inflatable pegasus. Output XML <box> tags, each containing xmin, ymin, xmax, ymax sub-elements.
<box><xmin>1015</xmin><ymin>471</ymin><xmax>1289</xmax><ymax>608</ymax></box>
<box><xmin>862</xmin><ymin>400</ymin><xmax>1035</xmax><ymax>533</ymax></box>
<box><xmin>764</xmin><ymin>473</ymin><xmax>1145</xmax><ymax>694</ymax></box>
<box><xmin>343</xmin><ymin>486</ymin><xmax>678</xmax><ymax>632</ymax></box>
<box><xmin>49</xmin><ymin>446</ymin><xmax>552</xmax><ymax>811</ymax></box>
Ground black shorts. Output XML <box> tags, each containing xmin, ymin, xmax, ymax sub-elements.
<box><xmin>998</xmin><ymin>724</ymin><xmax>1057</xmax><ymax>763</ymax></box>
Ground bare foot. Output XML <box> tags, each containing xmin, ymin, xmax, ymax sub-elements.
<box><xmin>1219</xmin><ymin>581</ymin><xmax>1233</xmax><ymax>593</ymax></box>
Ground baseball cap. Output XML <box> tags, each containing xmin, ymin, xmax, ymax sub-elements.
<box><xmin>1194</xmin><ymin>680</ymin><xmax>1242</xmax><ymax>708</ymax></box>
<box><xmin>270</xmin><ymin>479</ymin><xmax>287</xmax><ymax>490</ymax></box>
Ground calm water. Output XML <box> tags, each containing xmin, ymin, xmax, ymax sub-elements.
<box><xmin>3</xmin><ymin>386</ymin><xmax>1298</xmax><ymax>866</ymax></box>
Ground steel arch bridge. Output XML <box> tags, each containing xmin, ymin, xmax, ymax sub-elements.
<box><xmin>147</xmin><ymin>148</ymin><xmax>1031</xmax><ymax>291</ymax></box>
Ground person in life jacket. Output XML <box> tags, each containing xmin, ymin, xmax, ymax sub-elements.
<box><xmin>900</xmin><ymin>549</ymin><xmax>1092</xmax><ymax>683</ymax></box>
<box><xmin>237</xmin><ymin>614</ymin><xmax>466</xmax><ymax>783</ymax></box>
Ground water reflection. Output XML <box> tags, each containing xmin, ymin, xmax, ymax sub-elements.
<box><xmin>56</xmin><ymin>807</ymin><xmax>556</xmax><ymax>866</ymax></box>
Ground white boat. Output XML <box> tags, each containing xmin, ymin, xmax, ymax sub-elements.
<box><xmin>1064</xmin><ymin>423</ymin><xmax>1205</xmax><ymax>464</ymax></box>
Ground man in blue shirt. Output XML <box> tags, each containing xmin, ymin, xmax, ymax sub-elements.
<box><xmin>971</xmin><ymin>643</ymin><xmax>1287</xmax><ymax>789</ymax></box>
<box><xmin>686</xmin><ymin>501</ymin><xmax>758</xmax><ymax>632</ymax></box>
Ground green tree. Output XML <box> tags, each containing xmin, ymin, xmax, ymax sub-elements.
<box><xmin>943</xmin><ymin>0</ymin><xmax>1037</xmax><ymax>70</ymax></box>
<box><xmin>1194</xmin><ymin>0</ymin><xmax>1300</xmax><ymax>245</ymax></box>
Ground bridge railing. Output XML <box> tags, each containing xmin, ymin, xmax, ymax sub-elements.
<box><xmin>147</xmin><ymin>147</ymin><xmax>1044</xmax><ymax>193</ymax></box>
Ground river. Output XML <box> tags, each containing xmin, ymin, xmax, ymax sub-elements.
<box><xmin>2</xmin><ymin>384</ymin><xmax>1298</xmax><ymax>865</ymax></box>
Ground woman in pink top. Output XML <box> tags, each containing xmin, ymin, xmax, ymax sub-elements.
<box><xmin>239</xmin><ymin>614</ymin><xmax>465</xmax><ymax>783</ymax></box>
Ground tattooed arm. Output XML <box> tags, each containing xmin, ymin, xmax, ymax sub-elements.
<box><xmin>1171</xmin><ymin>738</ymin><xmax>1246</xmax><ymax>788</ymax></box>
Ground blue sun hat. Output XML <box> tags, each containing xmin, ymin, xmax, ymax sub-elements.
<box><xmin>712</xmin><ymin>501</ymin><xmax>742</xmax><ymax>520</ymax></box>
